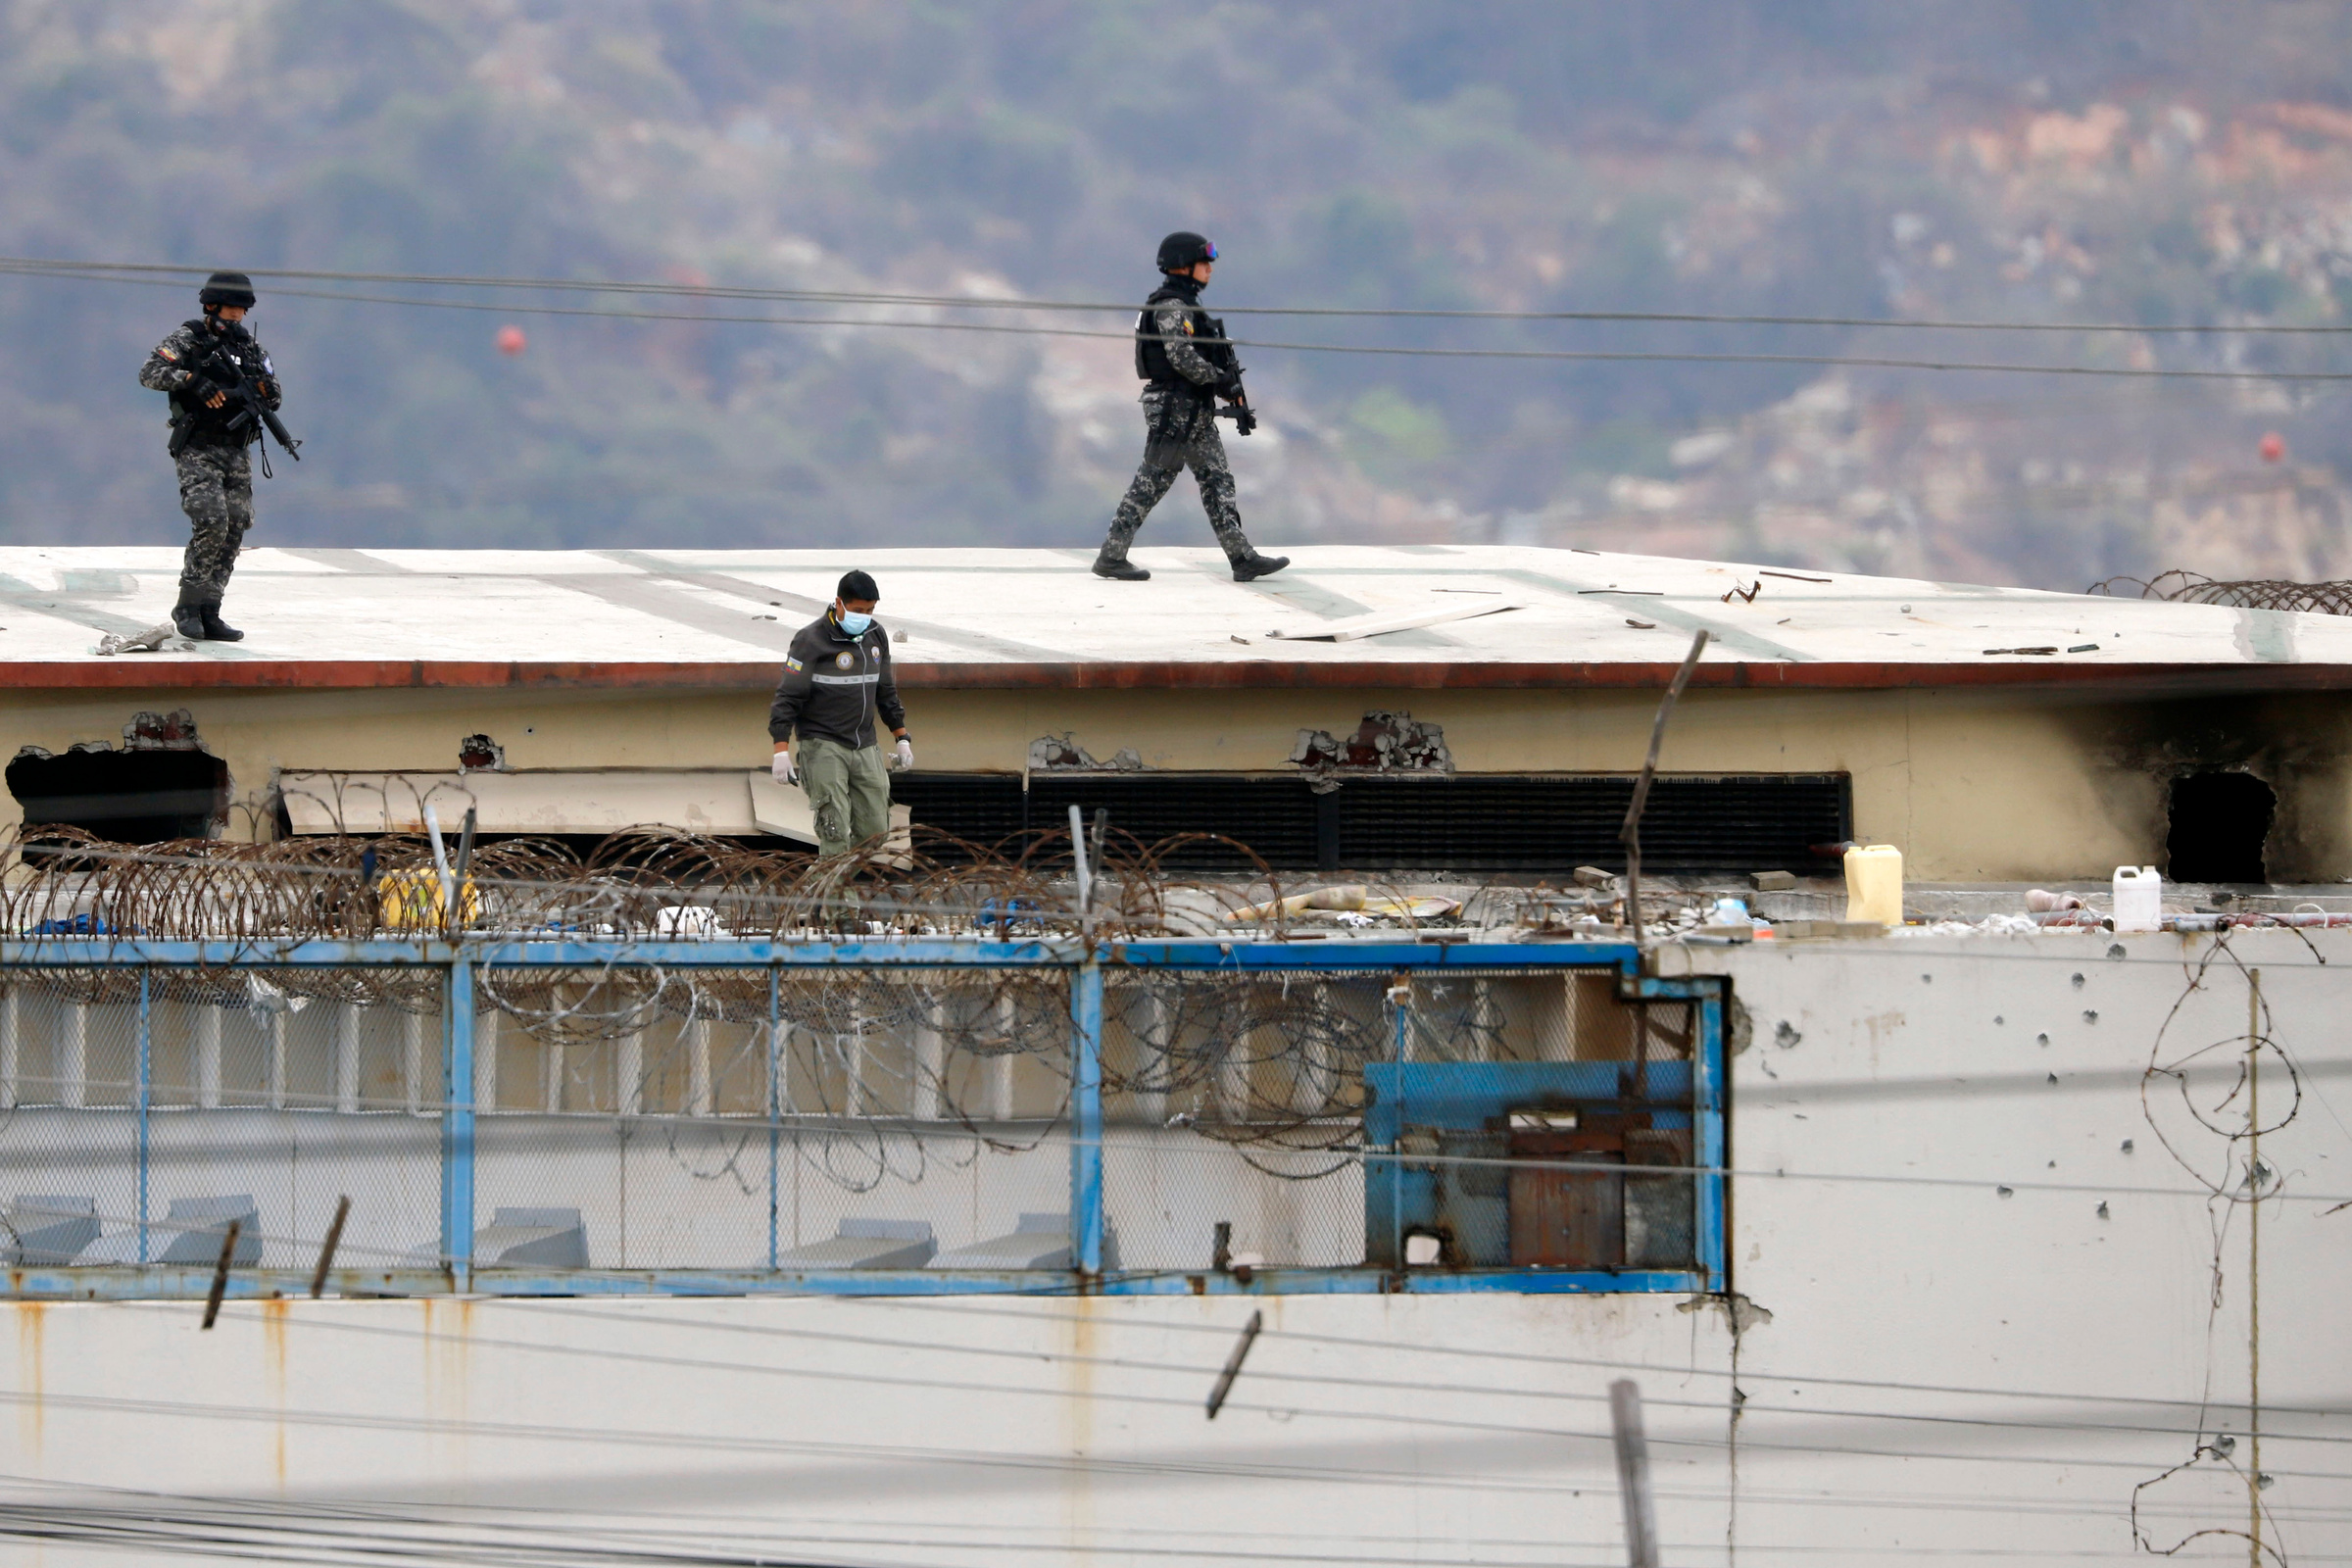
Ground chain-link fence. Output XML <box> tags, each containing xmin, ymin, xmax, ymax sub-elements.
<box><xmin>0</xmin><ymin>942</ymin><xmax>1720</xmax><ymax>1294</ymax></box>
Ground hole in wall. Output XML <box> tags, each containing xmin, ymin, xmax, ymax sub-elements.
<box><xmin>8</xmin><ymin>746</ymin><xmax>228</xmax><ymax>848</ymax></box>
<box><xmin>2165</xmin><ymin>770</ymin><xmax>2275</xmax><ymax>884</ymax></box>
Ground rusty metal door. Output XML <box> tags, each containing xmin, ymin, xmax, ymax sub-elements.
<box><xmin>1507</xmin><ymin>1124</ymin><xmax>1625</xmax><ymax>1268</ymax></box>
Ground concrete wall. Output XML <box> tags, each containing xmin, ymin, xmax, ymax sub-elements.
<box><xmin>3</xmin><ymin>679</ymin><xmax>2348</xmax><ymax>877</ymax></box>
<box><xmin>0</xmin><ymin>930</ymin><xmax>2343</xmax><ymax>1565</ymax></box>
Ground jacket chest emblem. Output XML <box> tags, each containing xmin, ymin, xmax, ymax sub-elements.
<box><xmin>834</xmin><ymin>651</ymin><xmax>856</xmax><ymax>670</ymax></box>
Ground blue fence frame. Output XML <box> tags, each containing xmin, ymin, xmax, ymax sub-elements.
<box><xmin>0</xmin><ymin>937</ymin><xmax>1726</xmax><ymax>1300</ymax></box>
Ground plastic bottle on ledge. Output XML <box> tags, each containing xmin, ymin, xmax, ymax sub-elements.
<box><xmin>1843</xmin><ymin>845</ymin><xmax>1903</xmax><ymax>927</ymax></box>
<box><xmin>2112</xmin><ymin>866</ymin><xmax>2162</xmax><ymax>933</ymax></box>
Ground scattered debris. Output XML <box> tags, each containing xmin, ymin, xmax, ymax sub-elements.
<box><xmin>2027</xmin><ymin>889</ymin><xmax>2084</xmax><ymax>911</ymax></box>
<box><xmin>1574</xmin><ymin>866</ymin><xmax>1618</xmax><ymax>889</ymax></box>
<box><xmin>1983</xmin><ymin>646</ymin><xmax>2059</xmax><ymax>656</ymax></box>
<box><xmin>2067</xmin><ymin>643</ymin><xmax>2099</xmax><ymax>652</ymax></box>
<box><xmin>1293</xmin><ymin>710</ymin><xmax>1452</xmax><ymax>777</ymax></box>
<box><xmin>1626</xmin><ymin>617</ymin><xmax>1656</xmax><ymax>628</ymax></box>
<box><xmin>91</xmin><ymin>621</ymin><xmax>190</xmax><ymax>657</ymax></box>
<box><xmin>1758</xmin><ymin>570</ymin><xmax>1832</xmax><ymax>583</ymax></box>
<box><xmin>1029</xmin><ymin>735</ymin><xmax>1148</xmax><ymax>772</ymax></box>
<box><xmin>122</xmin><ymin>710</ymin><xmax>201</xmax><ymax>752</ymax></box>
<box><xmin>1225</xmin><ymin>886</ymin><xmax>1462</xmax><ymax>924</ymax></box>
<box><xmin>1721</xmin><ymin>580</ymin><xmax>1761</xmax><ymax>604</ymax></box>
<box><xmin>1749</xmin><ymin>870</ymin><xmax>1796</xmax><ymax>892</ymax></box>
<box><xmin>1230</xmin><ymin>634</ymin><xmax>1250</xmax><ymax>645</ymax></box>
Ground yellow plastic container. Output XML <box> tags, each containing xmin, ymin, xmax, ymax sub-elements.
<box><xmin>377</xmin><ymin>870</ymin><xmax>481</xmax><ymax>931</ymax></box>
<box><xmin>1842</xmin><ymin>845</ymin><xmax>1903</xmax><ymax>927</ymax></box>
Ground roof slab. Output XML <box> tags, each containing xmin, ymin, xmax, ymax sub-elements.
<box><xmin>0</xmin><ymin>545</ymin><xmax>2344</xmax><ymax>695</ymax></box>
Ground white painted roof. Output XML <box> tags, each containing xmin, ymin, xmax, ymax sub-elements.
<box><xmin>0</xmin><ymin>545</ymin><xmax>2342</xmax><ymax>690</ymax></box>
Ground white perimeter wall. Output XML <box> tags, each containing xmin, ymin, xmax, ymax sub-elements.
<box><xmin>0</xmin><ymin>930</ymin><xmax>2344</xmax><ymax>1567</ymax></box>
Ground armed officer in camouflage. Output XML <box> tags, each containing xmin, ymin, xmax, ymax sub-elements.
<box><xmin>1091</xmin><ymin>232</ymin><xmax>1289</xmax><ymax>583</ymax></box>
<box><xmin>138</xmin><ymin>270</ymin><xmax>288</xmax><ymax>642</ymax></box>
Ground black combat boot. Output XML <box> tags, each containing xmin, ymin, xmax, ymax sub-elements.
<box><xmin>1092</xmin><ymin>552</ymin><xmax>1151</xmax><ymax>581</ymax></box>
<box><xmin>198</xmin><ymin>601</ymin><xmax>244</xmax><ymax>642</ymax></box>
<box><xmin>171</xmin><ymin>603</ymin><xmax>207</xmax><ymax>640</ymax></box>
<box><xmin>1232</xmin><ymin>553</ymin><xmax>1291</xmax><ymax>582</ymax></box>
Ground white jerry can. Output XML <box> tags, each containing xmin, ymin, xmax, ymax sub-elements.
<box><xmin>2112</xmin><ymin>865</ymin><xmax>2163</xmax><ymax>933</ymax></box>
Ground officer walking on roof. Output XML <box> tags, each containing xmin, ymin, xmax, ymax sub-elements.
<box><xmin>1091</xmin><ymin>232</ymin><xmax>1289</xmax><ymax>583</ymax></box>
<box><xmin>769</xmin><ymin>570</ymin><xmax>913</xmax><ymax>858</ymax></box>
<box><xmin>139</xmin><ymin>270</ymin><xmax>290</xmax><ymax>642</ymax></box>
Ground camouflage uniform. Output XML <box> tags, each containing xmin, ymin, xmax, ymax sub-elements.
<box><xmin>139</xmin><ymin>319</ymin><xmax>280</xmax><ymax>604</ymax></box>
<box><xmin>1100</xmin><ymin>288</ymin><xmax>1251</xmax><ymax>567</ymax></box>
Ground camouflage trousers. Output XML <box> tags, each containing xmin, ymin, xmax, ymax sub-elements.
<box><xmin>173</xmin><ymin>442</ymin><xmax>252</xmax><ymax>603</ymax></box>
<box><xmin>1100</xmin><ymin>391</ymin><xmax>1251</xmax><ymax>564</ymax></box>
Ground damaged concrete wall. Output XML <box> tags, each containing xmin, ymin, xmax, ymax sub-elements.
<box><xmin>1678</xmin><ymin>928</ymin><xmax>2351</xmax><ymax>1565</ymax></box>
<box><xmin>0</xmin><ymin>679</ymin><xmax>2343</xmax><ymax>880</ymax></box>
<box><xmin>1</xmin><ymin>934</ymin><xmax>2343</xmax><ymax>1563</ymax></box>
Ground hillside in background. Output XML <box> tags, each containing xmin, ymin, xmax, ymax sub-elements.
<box><xmin>6</xmin><ymin>0</ymin><xmax>2352</xmax><ymax>589</ymax></box>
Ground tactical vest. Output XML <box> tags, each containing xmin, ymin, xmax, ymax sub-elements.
<box><xmin>1134</xmin><ymin>286</ymin><xmax>1235</xmax><ymax>388</ymax></box>
<box><xmin>168</xmin><ymin>320</ymin><xmax>259</xmax><ymax>445</ymax></box>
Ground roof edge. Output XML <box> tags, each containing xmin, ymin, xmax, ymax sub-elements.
<box><xmin>5</xmin><ymin>659</ymin><xmax>2351</xmax><ymax>696</ymax></box>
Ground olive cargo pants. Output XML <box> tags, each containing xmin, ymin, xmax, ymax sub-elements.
<box><xmin>799</xmin><ymin>736</ymin><xmax>892</xmax><ymax>858</ymax></box>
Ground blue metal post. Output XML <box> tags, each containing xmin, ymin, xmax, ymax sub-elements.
<box><xmin>1070</xmin><ymin>953</ymin><xmax>1105</xmax><ymax>1277</ymax></box>
<box><xmin>1693</xmin><ymin>987</ymin><xmax>1727</xmax><ymax>1293</ymax></box>
<box><xmin>766</xmin><ymin>966</ymin><xmax>781</xmax><ymax>1272</ymax></box>
<box><xmin>135</xmin><ymin>969</ymin><xmax>151</xmax><ymax>1266</ymax></box>
<box><xmin>441</xmin><ymin>950</ymin><xmax>476</xmax><ymax>1284</ymax></box>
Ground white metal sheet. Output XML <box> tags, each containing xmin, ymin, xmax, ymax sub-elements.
<box><xmin>278</xmin><ymin>770</ymin><xmax>763</xmax><ymax>836</ymax></box>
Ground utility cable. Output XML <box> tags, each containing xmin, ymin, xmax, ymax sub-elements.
<box><xmin>2</xmin><ymin>262</ymin><xmax>2346</xmax><ymax>380</ymax></box>
<box><xmin>6</xmin><ymin>255</ymin><xmax>2352</xmax><ymax>334</ymax></box>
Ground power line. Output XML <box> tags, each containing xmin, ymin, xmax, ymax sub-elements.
<box><xmin>7</xmin><ymin>255</ymin><xmax>2351</xmax><ymax>335</ymax></box>
<box><xmin>4</xmin><ymin>262</ymin><xmax>2348</xmax><ymax>380</ymax></box>
<box><xmin>191</xmin><ymin>1304</ymin><xmax>2352</xmax><ymax>1480</ymax></box>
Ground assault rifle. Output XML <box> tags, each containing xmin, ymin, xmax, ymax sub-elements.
<box><xmin>1214</xmin><ymin>369</ymin><xmax>1259</xmax><ymax>437</ymax></box>
<box><xmin>171</xmin><ymin>339</ymin><xmax>302</xmax><ymax>471</ymax></box>
<box><xmin>1200</xmin><ymin>328</ymin><xmax>1258</xmax><ymax>436</ymax></box>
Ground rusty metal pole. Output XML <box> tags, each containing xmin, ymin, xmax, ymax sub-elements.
<box><xmin>309</xmin><ymin>1196</ymin><xmax>352</xmax><ymax>1298</ymax></box>
<box><xmin>199</xmin><ymin>1219</ymin><xmax>241</xmax><ymax>1331</ymax></box>
<box><xmin>1620</xmin><ymin>631</ymin><xmax>1709</xmax><ymax>947</ymax></box>
<box><xmin>1609</xmin><ymin>1378</ymin><xmax>1662</xmax><ymax>1568</ymax></box>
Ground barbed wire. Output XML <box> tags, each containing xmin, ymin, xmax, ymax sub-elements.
<box><xmin>2087</xmin><ymin>569</ymin><xmax>2352</xmax><ymax>615</ymax></box>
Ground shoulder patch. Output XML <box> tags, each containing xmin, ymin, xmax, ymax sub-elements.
<box><xmin>1180</xmin><ymin>319</ymin><xmax>1195</xmax><ymax>335</ymax></box>
<box><xmin>158</xmin><ymin>347</ymin><xmax>179</xmax><ymax>362</ymax></box>
<box><xmin>784</xmin><ymin>656</ymin><xmax>804</xmax><ymax>672</ymax></box>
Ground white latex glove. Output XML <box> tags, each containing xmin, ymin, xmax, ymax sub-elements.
<box><xmin>892</xmin><ymin>738</ymin><xmax>914</xmax><ymax>772</ymax></box>
<box><xmin>772</xmin><ymin>749</ymin><xmax>797</xmax><ymax>785</ymax></box>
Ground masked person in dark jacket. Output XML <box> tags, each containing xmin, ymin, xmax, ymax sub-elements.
<box><xmin>138</xmin><ymin>270</ymin><xmax>285</xmax><ymax>642</ymax></box>
<box><xmin>768</xmin><ymin>570</ymin><xmax>912</xmax><ymax>858</ymax></box>
<box><xmin>1091</xmin><ymin>232</ymin><xmax>1288</xmax><ymax>583</ymax></box>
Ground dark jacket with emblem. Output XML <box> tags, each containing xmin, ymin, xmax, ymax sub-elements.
<box><xmin>1134</xmin><ymin>276</ymin><xmax>1234</xmax><ymax>393</ymax></box>
<box><xmin>139</xmin><ymin>318</ymin><xmax>282</xmax><ymax>452</ymax></box>
<box><xmin>767</xmin><ymin>612</ymin><xmax>906</xmax><ymax>750</ymax></box>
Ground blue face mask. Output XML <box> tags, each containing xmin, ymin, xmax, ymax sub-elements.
<box><xmin>838</xmin><ymin>611</ymin><xmax>873</xmax><ymax>637</ymax></box>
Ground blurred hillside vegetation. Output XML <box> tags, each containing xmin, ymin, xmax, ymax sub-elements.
<box><xmin>8</xmin><ymin>0</ymin><xmax>2352</xmax><ymax>589</ymax></box>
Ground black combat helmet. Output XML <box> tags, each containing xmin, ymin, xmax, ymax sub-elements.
<box><xmin>1155</xmin><ymin>231</ymin><xmax>1216</xmax><ymax>272</ymax></box>
<box><xmin>198</xmin><ymin>270</ymin><xmax>257</xmax><ymax>309</ymax></box>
